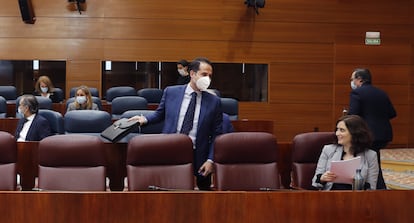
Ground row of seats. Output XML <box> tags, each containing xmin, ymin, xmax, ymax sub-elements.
<box><xmin>0</xmin><ymin>131</ymin><xmax>278</xmax><ymax>191</ymax></box>
<box><xmin>39</xmin><ymin>109</ymin><xmax>163</xmax><ymax>137</ymax></box>
<box><xmin>0</xmin><ymin>93</ymin><xmax>239</xmax><ymax>121</ymax></box>
<box><xmin>0</xmin><ymin>86</ymin><xmax>164</xmax><ymax>104</ymax></box>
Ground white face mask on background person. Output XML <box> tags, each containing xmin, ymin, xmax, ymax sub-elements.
<box><xmin>76</xmin><ymin>96</ymin><xmax>87</xmax><ymax>104</ymax></box>
<box><xmin>178</xmin><ymin>69</ymin><xmax>187</xmax><ymax>76</ymax></box>
<box><xmin>40</xmin><ymin>87</ymin><xmax>48</xmax><ymax>93</ymax></box>
<box><xmin>196</xmin><ymin>76</ymin><xmax>211</xmax><ymax>91</ymax></box>
<box><xmin>350</xmin><ymin>81</ymin><xmax>357</xmax><ymax>90</ymax></box>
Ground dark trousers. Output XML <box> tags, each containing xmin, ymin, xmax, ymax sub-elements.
<box><xmin>371</xmin><ymin>141</ymin><xmax>389</xmax><ymax>190</ymax></box>
<box><xmin>196</xmin><ymin>174</ymin><xmax>212</xmax><ymax>191</ymax></box>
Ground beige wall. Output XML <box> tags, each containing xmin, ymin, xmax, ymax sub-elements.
<box><xmin>1</xmin><ymin>0</ymin><xmax>413</xmax><ymax>145</ymax></box>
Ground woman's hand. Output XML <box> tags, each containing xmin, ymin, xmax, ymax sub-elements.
<box><xmin>321</xmin><ymin>171</ymin><xmax>336</xmax><ymax>182</ymax></box>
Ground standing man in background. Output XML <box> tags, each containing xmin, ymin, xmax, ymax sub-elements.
<box><xmin>348</xmin><ymin>68</ymin><xmax>397</xmax><ymax>189</ymax></box>
<box><xmin>130</xmin><ymin>57</ymin><xmax>223</xmax><ymax>190</ymax></box>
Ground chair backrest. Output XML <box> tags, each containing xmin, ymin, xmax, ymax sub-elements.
<box><xmin>64</xmin><ymin>110</ymin><xmax>112</xmax><ymax>134</ymax></box>
<box><xmin>105</xmin><ymin>86</ymin><xmax>137</xmax><ymax>102</ymax></box>
<box><xmin>16</xmin><ymin>95</ymin><xmax>53</xmax><ymax>110</ymax></box>
<box><xmin>0</xmin><ymin>131</ymin><xmax>17</xmax><ymax>190</ymax></box>
<box><xmin>38</xmin><ymin>109</ymin><xmax>64</xmax><ymax>134</ymax></box>
<box><xmin>111</xmin><ymin>96</ymin><xmax>148</xmax><ymax>119</ymax></box>
<box><xmin>137</xmin><ymin>88</ymin><xmax>163</xmax><ymax>104</ymax></box>
<box><xmin>38</xmin><ymin>134</ymin><xmax>106</xmax><ymax>191</ymax></box>
<box><xmin>126</xmin><ymin>134</ymin><xmax>194</xmax><ymax>191</ymax></box>
<box><xmin>291</xmin><ymin>132</ymin><xmax>337</xmax><ymax>190</ymax></box>
<box><xmin>69</xmin><ymin>87</ymin><xmax>99</xmax><ymax>98</ymax></box>
<box><xmin>0</xmin><ymin>86</ymin><xmax>17</xmax><ymax>101</ymax></box>
<box><xmin>66</xmin><ymin>96</ymin><xmax>103</xmax><ymax>110</ymax></box>
<box><xmin>121</xmin><ymin>110</ymin><xmax>164</xmax><ymax>134</ymax></box>
<box><xmin>52</xmin><ymin>87</ymin><xmax>64</xmax><ymax>102</ymax></box>
<box><xmin>0</xmin><ymin>96</ymin><xmax>6</xmax><ymax>118</ymax></box>
<box><xmin>214</xmin><ymin>132</ymin><xmax>279</xmax><ymax>191</ymax></box>
<box><xmin>220</xmin><ymin>97</ymin><xmax>238</xmax><ymax>120</ymax></box>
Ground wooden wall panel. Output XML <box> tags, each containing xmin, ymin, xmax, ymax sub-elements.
<box><xmin>66</xmin><ymin>60</ymin><xmax>102</xmax><ymax>97</ymax></box>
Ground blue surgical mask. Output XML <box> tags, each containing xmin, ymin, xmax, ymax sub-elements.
<box><xmin>76</xmin><ymin>96</ymin><xmax>87</xmax><ymax>104</ymax></box>
<box><xmin>40</xmin><ymin>87</ymin><xmax>48</xmax><ymax>93</ymax></box>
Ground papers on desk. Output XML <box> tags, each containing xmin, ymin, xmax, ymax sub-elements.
<box><xmin>330</xmin><ymin>156</ymin><xmax>361</xmax><ymax>184</ymax></box>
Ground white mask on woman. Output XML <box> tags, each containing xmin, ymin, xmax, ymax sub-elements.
<box><xmin>76</xmin><ymin>96</ymin><xmax>87</xmax><ymax>104</ymax></box>
<box><xmin>178</xmin><ymin>69</ymin><xmax>187</xmax><ymax>76</ymax></box>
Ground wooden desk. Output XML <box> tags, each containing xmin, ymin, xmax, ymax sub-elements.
<box><xmin>0</xmin><ymin>190</ymin><xmax>412</xmax><ymax>223</ymax></box>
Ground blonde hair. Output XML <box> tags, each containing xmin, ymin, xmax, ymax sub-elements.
<box><xmin>35</xmin><ymin>75</ymin><xmax>55</xmax><ymax>93</ymax></box>
<box><xmin>74</xmin><ymin>85</ymin><xmax>94</xmax><ymax>109</ymax></box>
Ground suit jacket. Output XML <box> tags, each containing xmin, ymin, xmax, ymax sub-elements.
<box><xmin>15</xmin><ymin>114</ymin><xmax>52</xmax><ymax>141</ymax></box>
<box><xmin>312</xmin><ymin>144</ymin><xmax>379</xmax><ymax>190</ymax></box>
<box><xmin>146</xmin><ymin>85</ymin><xmax>223</xmax><ymax>171</ymax></box>
<box><xmin>348</xmin><ymin>83</ymin><xmax>396</xmax><ymax>142</ymax></box>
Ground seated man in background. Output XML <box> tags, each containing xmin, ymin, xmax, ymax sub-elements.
<box><xmin>15</xmin><ymin>94</ymin><xmax>51</xmax><ymax>141</ymax></box>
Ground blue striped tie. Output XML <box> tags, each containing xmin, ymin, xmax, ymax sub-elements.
<box><xmin>180</xmin><ymin>92</ymin><xmax>197</xmax><ymax>135</ymax></box>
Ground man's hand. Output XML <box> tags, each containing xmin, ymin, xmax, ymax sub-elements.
<box><xmin>198</xmin><ymin>161</ymin><xmax>214</xmax><ymax>177</ymax></box>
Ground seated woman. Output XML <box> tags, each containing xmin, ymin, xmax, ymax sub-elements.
<box><xmin>312</xmin><ymin>115</ymin><xmax>379</xmax><ymax>190</ymax></box>
<box><xmin>33</xmin><ymin>75</ymin><xmax>60</xmax><ymax>103</ymax></box>
<box><xmin>67</xmin><ymin>85</ymin><xmax>99</xmax><ymax>112</ymax></box>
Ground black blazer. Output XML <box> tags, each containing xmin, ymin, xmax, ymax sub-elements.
<box><xmin>348</xmin><ymin>83</ymin><xmax>397</xmax><ymax>142</ymax></box>
<box><xmin>15</xmin><ymin>114</ymin><xmax>52</xmax><ymax>141</ymax></box>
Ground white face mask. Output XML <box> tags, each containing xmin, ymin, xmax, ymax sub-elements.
<box><xmin>196</xmin><ymin>76</ymin><xmax>211</xmax><ymax>91</ymax></box>
<box><xmin>76</xmin><ymin>96</ymin><xmax>87</xmax><ymax>104</ymax></box>
<box><xmin>18</xmin><ymin>107</ymin><xmax>25</xmax><ymax>115</ymax></box>
<box><xmin>178</xmin><ymin>69</ymin><xmax>187</xmax><ymax>76</ymax></box>
<box><xmin>40</xmin><ymin>87</ymin><xmax>48</xmax><ymax>93</ymax></box>
<box><xmin>350</xmin><ymin>81</ymin><xmax>357</xmax><ymax>90</ymax></box>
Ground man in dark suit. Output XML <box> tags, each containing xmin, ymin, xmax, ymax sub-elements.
<box><xmin>15</xmin><ymin>94</ymin><xmax>51</xmax><ymax>141</ymax></box>
<box><xmin>130</xmin><ymin>57</ymin><xmax>223</xmax><ymax>190</ymax></box>
<box><xmin>348</xmin><ymin>68</ymin><xmax>397</xmax><ymax>189</ymax></box>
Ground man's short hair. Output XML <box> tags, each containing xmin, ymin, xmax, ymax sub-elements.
<box><xmin>177</xmin><ymin>59</ymin><xmax>189</xmax><ymax>67</ymax></box>
<box><xmin>189</xmin><ymin>57</ymin><xmax>212</xmax><ymax>73</ymax></box>
<box><xmin>20</xmin><ymin>94</ymin><xmax>39</xmax><ymax>114</ymax></box>
<box><xmin>354</xmin><ymin>68</ymin><xmax>372</xmax><ymax>84</ymax></box>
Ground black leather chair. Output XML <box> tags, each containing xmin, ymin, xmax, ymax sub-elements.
<box><xmin>126</xmin><ymin>134</ymin><xmax>194</xmax><ymax>191</ymax></box>
<box><xmin>38</xmin><ymin>109</ymin><xmax>65</xmax><ymax>135</ymax></box>
<box><xmin>38</xmin><ymin>134</ymin><xmax>107</xmax><ymax>191</ymax></box>
<box><xmin>291</xmin><ymin>132</ymin><xmax>336</xmax><ymax>190</ymax></box>
<box><xmin>52</xmin><ymin>87</ymin><xmax>64</xmax><ymax>103</ymax></box>
<box><xmin>0</xmin><ymin>86</ymin><xmax>17</xmax><ymax>103</ymax></box>
<box><xmin>220</xmin><ymin>97</ymin><xmax>239</xmax><ymax>120</ymax></box>
<box><xmin>137</xmin><ymin>88</ymin><xmax>163</xmax><ymax>104</ymax></box>
<box><xmin>111</xmin><ymin>96</ymin><xmax>148</xmax><ymax>119</ymax></box>
<box><xmin>214</xmin><ymin>132</ymin><xmax>279</xmax><ymax>191</ymax></box>
<box><xmin>0</xmin><ymin>96</ymin><xmax>6</xmax><ymax>118</ymax></box>
<box><xmin>105</xmin><ymin>86</ymin><xmax>136</xmax><ymax>103</ymax></box>
<box><xmin>0</xmin><ymin>131</ymin><xmax>17</xmax><ymax>190</ymax></box>
<box><xmin>64</xmin><ymin>110</ymin><xmax>112</xmax><ymax>135</ymax></box>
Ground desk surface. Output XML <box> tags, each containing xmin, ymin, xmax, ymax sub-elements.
<box><xmin>0</xmin><ymin>190</ymin><xmax>412</xmax><ymax>223</ymax></box>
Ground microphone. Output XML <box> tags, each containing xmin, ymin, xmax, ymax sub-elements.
<box><xmin>148</xmin><ymin>185</ymin><xmax>175</xmax><ymax>191</ymax></box>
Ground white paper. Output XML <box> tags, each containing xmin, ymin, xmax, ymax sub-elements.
<box><xmin>330</xmin><ymin>156</ymin><xmax>361</xmax><ymax>184</ymax></box>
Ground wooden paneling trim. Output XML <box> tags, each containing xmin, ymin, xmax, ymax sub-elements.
<box><xmin>1</xmin><ymin>191</ymin><xmax>413</xmax><ymax>223</ymax></box>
